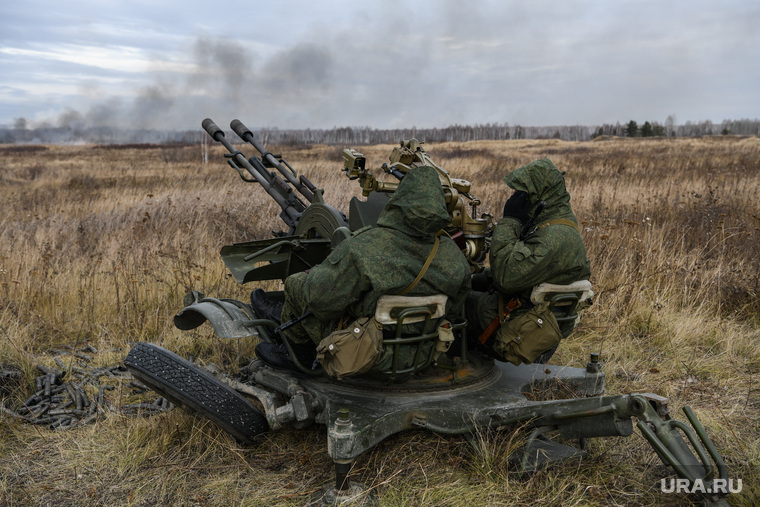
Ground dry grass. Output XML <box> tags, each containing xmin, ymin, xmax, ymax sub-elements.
<box><xmin>1</xmin><ymin>137</ymin><xmax>759</xmax><ymax>505</ymax></box>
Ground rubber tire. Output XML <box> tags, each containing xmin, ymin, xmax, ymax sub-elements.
<box><xmin>124</xmin><ymin>342</ymin><xmax>268</xmax><ymax>444</ymax></box>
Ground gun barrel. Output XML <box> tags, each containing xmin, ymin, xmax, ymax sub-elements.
<box><xmin>203</xmin><ymin>119</ymin><xmax>268</xmax><ymax>184</ymax></box>
<box><xmin>202</xmin><ymin>118</ymin><xmax>225</xmax><ymax>141</ymax></box>
<box><xmin>231</xmin><ymin>119</ymin><xmax>315</xmax><ymax>202</ymax></box>
<box><xmin>202</xmin><ymin>118</ymin><xmax>303</xmax><ymax>228</ymax></box>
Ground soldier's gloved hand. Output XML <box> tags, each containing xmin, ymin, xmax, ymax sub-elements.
<box><xmin>502</xmin><ymin>190</ymin><xmax>531</xmax><ymax>222</ymax></box>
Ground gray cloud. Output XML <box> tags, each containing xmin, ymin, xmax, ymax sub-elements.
<box><xmin>1</xmin><ymin>0</ymin><xmax>758</xmax><ymax>130</ymax></box>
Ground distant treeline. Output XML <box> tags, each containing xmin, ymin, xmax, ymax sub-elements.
<box><xmin>1</xmin><ymin>118</ymin><xmax>758</xmax><ymax>145</ymax></box>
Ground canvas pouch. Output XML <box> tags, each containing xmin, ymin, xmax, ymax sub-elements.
<box><xmin>494</xmin><ymin>302</ymin><xmax>562</xmax><ymax>366</ymax></box>
<box><xmin>316</xmin><ymin>316</ymin><xmax>384</xmax><ymax>379</ymax></box>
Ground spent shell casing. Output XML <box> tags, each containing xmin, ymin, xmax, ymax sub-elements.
<box><xmin>80</xmin><ymin>413</ymin><xmax>98</xmax><ymax>425</ymax></box>
<box><xmin>110</xmin><ymin>365</ymin><xmax>128</xmax><ymax>375</ymax></box>
<box><xmin>88</xmin><ymin>397</ymin><xmax>98</xmax><ymax>414</ymax></box>
<box><xmin>33</xmin><ymin>403</ymin><xmax>51</xmax><ymax>417</ymax></box>
<box><xmin>20</xmin><ymin>400</ymin><xmax>44</xmax><ymax>415</ymax></box>
<box><xmin>65</xmin><ymin>384</ymin><xmax>77</xmax><ymax>402</ymax></box>
<box><xmin>53</xmin><ymin>357</ymin><xmax>66</xmax><ymax>370</ymax></box>
<box><xmin>54</xmin><ymin>417</ymin><xmax>75</xmax><ymax>430</ymax></box>
<box><xmin>48</xmin><ymin>408</ymin><xmax>89</xmax><ymax>417</ymax></box>
<box><xmin>72</xmin><ymin>366</ymin><xmax>90</xmax><ymax>376</ymax></box>
<box><xmin>32</xmin><ymin>416</ymin><xmax>57</xmax><ymax>425</ymax></box>
<box><xmin>51</xmin><ymin>385</ymin><xmax>67</xmax><ymax>395</ymax></box>
<box><xmin>84</xmin><ymin>344</ymin><xmax>98</xmax><ymax>354</ymax></box>
<box><xmin>22</xmin><ymin>393</ymin><xmax>42</xmax><ymax>407</ymax></box>
<box><xmin>121</xmin><ymin>403</ymin><xmax>156</xmax><ymax>410</ymax></box>
<box><xmin>128</xmin><ymin>380</ymin><xmax>147</xmax><ymax>391</ymax></box>
<box><xmin>36</xmin><ymin>364</ymin><xmax>54</xmax><ymax>375</ymax></box>
<box><xmin>0</xmin><ymin>405</ymin><xmax>31</xmax><ymax>421</ymax></box>
<box><xmin>74</xmin><ymin>387</ymin><xmax>83</xmax><ymax>411</ymax></box>
<box><xmin>78</xmin><ymin>386</ymin><xmax>90</xmax><ymax>408</ymax></box>
<box><xmin>93</xmin><ymin>387</ymin><xmax>106</xmax><ymax>412</ymax></box>
<box><xmin>18</xmin><ymin>397</ymin><xmax>39</xmax><ymax>414</ymax></box>
<box><xmin>49</xmin><ymin>417</ymin><xmax>66</xmax><ymax>429</ymax></box>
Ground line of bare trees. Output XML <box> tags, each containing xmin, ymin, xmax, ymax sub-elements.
<box><xmin>1</xmin><ymin>119</ymin><xmax>758</xmax><ymax>145</ymax></box>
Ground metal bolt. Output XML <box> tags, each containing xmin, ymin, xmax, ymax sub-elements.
<box><xmin>586</xmin><ymin>352</ymin><xmax>602</xmax><ymax>373</ymax></box>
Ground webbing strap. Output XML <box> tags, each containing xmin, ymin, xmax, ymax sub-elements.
<box><xmin>477</xmin><ymin>295</ymin><xmax>521</xmax><ymax>344</ymax></box>
<box><xmin>397</xmin><ymin>231</ymin><xmax>443</xmax><ymax>296</ymax></box>
<box><xmin>537</xmin><ymin>218</ymin><xmax>580</xmax><ymax>232</ymax></box>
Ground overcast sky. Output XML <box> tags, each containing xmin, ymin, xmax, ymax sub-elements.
<box><xmin>1</xmin><ymin>0</ymin><xmax>758</xmax><ymax>130</ymax></box>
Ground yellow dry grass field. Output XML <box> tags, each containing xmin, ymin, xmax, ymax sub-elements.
<box><xmin>1</xmin><ymin>136</ymin><xmax>759</xmax><ymax>506</ymax></box>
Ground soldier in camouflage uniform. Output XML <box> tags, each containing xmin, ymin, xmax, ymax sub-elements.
<box><xmin>256</xmin><ymin>166</ymin><xmax>472</xmax><ymax>369</ymax></box>
<box><xmin>466</xmin><ymin>158</ymin><xmax>590</xmax><ymax>363</ymax></box>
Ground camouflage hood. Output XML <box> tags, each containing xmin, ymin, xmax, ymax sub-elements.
<box><xmin>503</xmin><ymin>158</ymin><xmax>577</xmax><ymax>223</ymax></box>
<box><xmin>376</xmin><ymin>166</ymin><xmax>450</xmax><ymax>239</ymax></box>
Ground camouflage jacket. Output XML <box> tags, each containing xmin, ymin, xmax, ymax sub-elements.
<box><xmin>298</xmin><ymin>166</ymin><xmax>472</xmax><ymax>325</ymax></box>
<box><xmin>488</xmin><ymin>158</ymin><xmax>590</xmax><ymax>298</ymax></box>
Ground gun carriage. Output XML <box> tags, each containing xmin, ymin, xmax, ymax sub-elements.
<box><xmin>125</xmin><ymin>119</ymin><xmax>730</xmax><ymax>506</ymax></box>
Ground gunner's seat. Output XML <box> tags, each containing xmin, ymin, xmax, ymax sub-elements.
<box><xmin>530</xmin><ymin>280</ymin><xmax>593</xmax><ymax>338</ymax></box>
<box><xmin>364</xmin><ymin>294</ymin><xmax>465</xmax><ymax>383</ymax></box>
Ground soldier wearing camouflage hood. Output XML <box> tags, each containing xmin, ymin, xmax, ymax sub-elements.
<box><xmin>466</xmin><ymin>158</ymin><xmax>590</xmax><ymax>364</ymax></box>
<box><xmin>256</xmin><ymin>165</ymin><xmax>472</xmax><ymax>370</ymax></box>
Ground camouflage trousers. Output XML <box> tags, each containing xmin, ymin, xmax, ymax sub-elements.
<box><xmin>464</xmin><ymin>290</ymin><xmax>501</xmax><ymax>339</ymax></box>
<box><xmin>281</xmin><ymin>272</ymin><xmax>338</xmax><ymax>345</ymax></box>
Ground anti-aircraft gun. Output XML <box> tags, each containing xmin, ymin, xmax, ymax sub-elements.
<box><xmin>201</xmin><ymin>118</ymin><xmax>493</xmax><ymax>287</ymax></box>
<box><xmin>125</xmin><ymin>118</ymin><xmax>732</xmax><ymax>507</ymax></box>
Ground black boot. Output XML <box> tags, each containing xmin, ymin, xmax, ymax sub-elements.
<box><xmin>250</xmin><ymin>289</ymin><xmax>284</xmax><ymax>323</ymax></box>
<box><xmin>255</xmin><ymin>341</ymin><xmax>316</xmax><ymax>372</ymax></box>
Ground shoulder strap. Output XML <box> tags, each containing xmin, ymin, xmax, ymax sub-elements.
<box><xmin>537</xmin><ymin>218</ymin><xmax>580</xmax><ymax>232</ymax></box>
<box><xmin>477</xmin><ymin>294</ymin><xmax>522</xmax><ymax>344</ymax></box>
<box><xmin>396</xmin><ymin>231</ymin><xmax>443</xmax><ymax>296</ymax></box>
